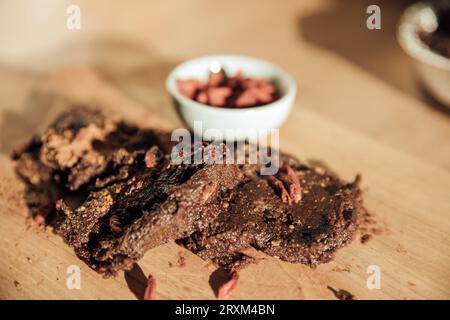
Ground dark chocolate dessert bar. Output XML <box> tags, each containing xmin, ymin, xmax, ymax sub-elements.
<box><xmin>177</xmin><ymin>159</ymin><xmax>361</xmax><ymax>271</ymax></box>
<box><xmin>58</xmin><ymin>163</ymin><xmax>243</xmax><ymax>276</ymax></box>
<box><xmin>12</xmin><ymin>107</ymin><xmax>365</xmax><ymax>277</ymax></box>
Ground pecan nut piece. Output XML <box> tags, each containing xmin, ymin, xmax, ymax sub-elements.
<box><xmin>267</xmin><ymin>176</ymin><xmax>290</xmax><ymax>204</ymax></box>
<box><xmin>278</xmin><ymin>165</ymin><xmax>302</xmax><ymax>204</ymax></box>
<box><xmin>267</xmin><ymin>165</ymin><xmax>302</xmax><ymax>204</ymax></box>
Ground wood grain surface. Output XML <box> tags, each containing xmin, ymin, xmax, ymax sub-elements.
<box><xmin>0</xmin><ymin>66</ymin><xmax>449</xmax><ymax>299</ymax></box>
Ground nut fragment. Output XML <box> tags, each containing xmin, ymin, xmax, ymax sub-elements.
<box><xmin>144</xmin><ymin>273</ymin><xmax>157</xmax><ymax>300</ymax></box>
<box><xmin>217</xmin><ymin>271</ymin><xmax>239</xmax><ymax>299</ymax></box>
<box><xmin>145</xmin><ymin>146</ymin><xmax>163</xmax><ymax>168</ymax></box>
<box><xmin>109</xmin><ymin>214</ymin><xmax>123</xmax><ymax>236</ymax></box>
<box><xmin>267</xmin><ymin>176</ymin><xmax>290</xmax><ymax>203</ymax></box>
<box><xmin>267</xmin><ymin>165</ymin><xmax>302</xmax><ymax>204</ymax></box>
<box><xmin>278</xmin><ymin>165</ymin><xmax>302</xmax><ymax>204</ymax></box>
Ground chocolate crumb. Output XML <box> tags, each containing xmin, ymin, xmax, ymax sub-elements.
<box><xmin>13</xmin><ymin>280</ymin><xmax>21</xmax><ymax>289</ymax></box>
<box><xmin>327</xmin><ymin>286</ymin><xmax>355</xmax><ymax>300</ymax></box>
<box><xmin>371</xmin><ymin>227</ymin><xmax>383</xmax><ymax>235</ymax></box>
<box><xmin>360</xmin><ymin>234</ymin><xmax>371</xmax><ymax>244</ymax></box>
<box><xmin>358</xmin><ymin>209</ymin><xmax>382</xmax><ymax>242</ymax></box>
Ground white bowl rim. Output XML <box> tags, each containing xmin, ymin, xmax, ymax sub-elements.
<box><xmin>165</xmin><ymin>54</ymin><xmax>297</xmax><ymax>114</ymax></box>
<box><xmin>397</xmin><ymin>2</ymin><xmax>450</xmax><ymax>71</ymax></box>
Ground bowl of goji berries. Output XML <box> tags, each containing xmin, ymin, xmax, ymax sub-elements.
<box><xmin>166</xmin><ymin>55</ymin><xmax>297</xmax><ymax>141</ymax></box>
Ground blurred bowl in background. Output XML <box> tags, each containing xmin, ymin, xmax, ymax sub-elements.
<box><xmin>398</xmin><ymin>1</ymin><xmax>450</xmax><ymax>107</ymax></box>
<box><xmin>166</xmin><ymin>55</ymin><xmax>297</xmax><ymax>141</ymax></box>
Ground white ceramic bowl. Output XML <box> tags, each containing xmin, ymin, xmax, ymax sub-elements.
<box><xmin>398</xmin><ymin>1</ymin><xmax>450</xmax><ymax>107</ymax></box>
<box><xmin>166</xmin><ymin>55</ymin><xmax>297</xmax><ymax>141</ymax></box>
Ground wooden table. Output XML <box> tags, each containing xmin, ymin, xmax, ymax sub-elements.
<box><xmin>0</xmin><ymin>0</ymin><xmax>449</xmax><ymax>299</ymax></box>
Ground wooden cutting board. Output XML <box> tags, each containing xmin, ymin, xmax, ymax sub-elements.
<box><xmin>0</xmin><ymin>66</ymin><xmax>449</xmax><ymax>300</ymax></box>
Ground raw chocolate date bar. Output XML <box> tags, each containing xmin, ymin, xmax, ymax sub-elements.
<box><xmin>12</xmin><ymin>107</ymin><xmax>365</xmax><ymax>278</ymax></box>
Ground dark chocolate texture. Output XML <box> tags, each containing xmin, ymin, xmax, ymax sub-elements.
<box><xmin>13</xmin><ymin>107</ymin><xmax>364</xmax><ymax>277</ymax></box>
